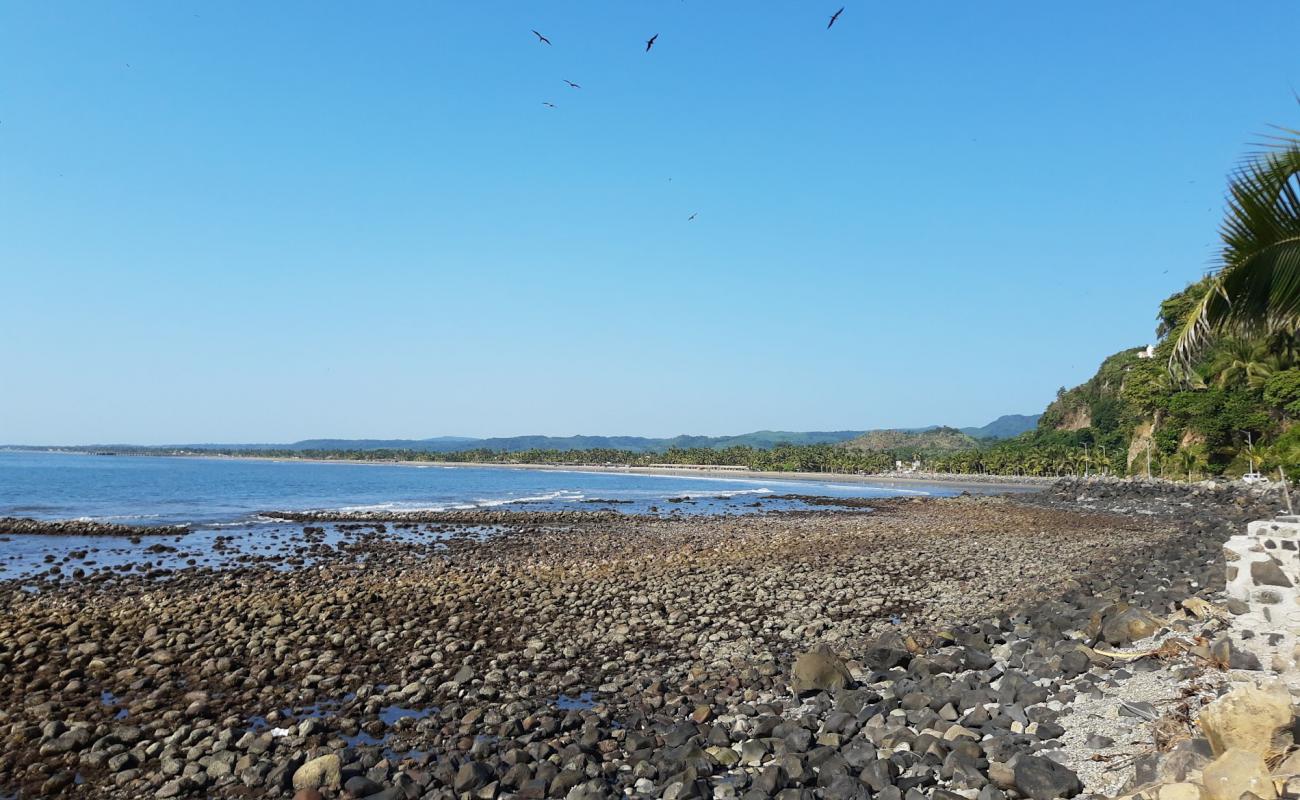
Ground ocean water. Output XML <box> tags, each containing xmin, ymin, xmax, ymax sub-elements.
<box><xmin>0</xmin><ymin>450</ymin><xmax>980</xmax><ymax>527</ymax></box>
<box><xmin>0</xmin><ymin>450</ymin><xmax>1004</xmax><ymax>581</ymax></box>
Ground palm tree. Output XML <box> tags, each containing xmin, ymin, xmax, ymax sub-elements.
<box><xmin>1209</xmin><ymin>337</ymin><xmax>1284</xmax><ymax>389</ymax></box>
<box><xmin>1173</xmin><ymin>128</ymin><xmax>1300</xmax><ymax>370</ymax></box>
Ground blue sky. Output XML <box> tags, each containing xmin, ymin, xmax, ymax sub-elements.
<box><xmin>2</xmin><ymin>2</ymin><xmax>1298</xmax><ymax>444</ymax></box>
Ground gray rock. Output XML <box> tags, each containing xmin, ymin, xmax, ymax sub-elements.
<box><xmin>1250</xmin><ymin>559</ymin><xmax>1293</xmax><ymax>587</ymax></box>
<box><xmin>1013</xmin><ymin>755</ymin><xmax>1081</xmax><ymax>800</ymax></box>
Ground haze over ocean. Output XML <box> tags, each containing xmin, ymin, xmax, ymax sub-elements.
<box><xmin>2</xmin><ymin>2</ymin><xmax>1298</xmax><ymax>444</ymax></box>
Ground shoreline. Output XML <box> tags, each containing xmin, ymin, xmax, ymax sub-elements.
<box><xmin>145</xmin><ymin>451</ymin><xmax>1054</xmax><ymax>493</ymax></box>
<box><xmin>0</xmin><ymin>482</ymin><xmax>1283</xmax><ymax>800</ymax></box>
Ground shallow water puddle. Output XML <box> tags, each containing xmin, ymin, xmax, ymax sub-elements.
<box><xmin>554</xmin><ymin>692</ymin><xmax>597</xmax><ymax>711</ymax></box>
<box><xmin>379</xmin><ymin>705</ymin><xmax>438</xmax><ymax>725</ymax></box>
<box><xmin>0</xmin><ymin>523</ymin><xmax>481</xmax><ymax>582</ymax></box>
<box><xmin>100</xmin><ymin>690</ymin><xmax>129</xmax><ymax>719</ymax></box>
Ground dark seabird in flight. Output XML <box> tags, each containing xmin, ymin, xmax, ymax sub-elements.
<box><xmin>645</xmin><ymin>33</ymin><xmax>658</xmax><ymax>52</ymax></box>
<box><xmin>542</xmin><ymin>102</ymin><xmax>557</xmax><ymax>108</ymax></box>
<box><xmin>827</xmin><ymin>7</ymin><xmax>844</xmax><ymax>28</ymax></box>
<box><xmin>563</xmin><ymin>80</ymin><xmax>581</xmax><ymax>89</ymax></box>
<box><xmin>688</xmin><ymin>213</ymin><xmax>697</xmax><ymax>221</ymax></box>
<box><xmin>531</xmin><ymin>30</ymin><xmax>552</xmax><ymax>45</ymax></box>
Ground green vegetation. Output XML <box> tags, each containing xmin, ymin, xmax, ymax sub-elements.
<box><xmin>1173</xmin><ymin>126</ymin><xmax>1300</xmax><ymax>367</ymax></box>
<box><xmin>841</xmin><ymin>427</ymin><xmax>980</xmax><ymax>453</ymax></box>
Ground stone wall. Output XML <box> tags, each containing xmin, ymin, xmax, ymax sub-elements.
<box><xmin>1224</xmin><ymin>516</ymin><xmax>1300</xmax><ymax>684</ymax></box>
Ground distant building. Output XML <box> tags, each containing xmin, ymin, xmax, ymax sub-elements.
<box><xmin>1137</xmin><ymin>344</ymin><xmax>1155</xmax><ymax>359</ymax></box>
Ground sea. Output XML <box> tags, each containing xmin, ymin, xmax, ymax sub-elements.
<box><xmin>0</xmin><ymin>450</ymin><xmax>1002</xmax><ymax>581</ymax></box>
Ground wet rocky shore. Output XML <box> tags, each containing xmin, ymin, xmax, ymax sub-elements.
<box><xmin>0</xmin><ymin>517</ymin><xmax>190</xmax><ymax>537</ymax></box>
<box><xmin>0</xmin><ymin>480</ymin><xmax>1285</xmax><ymax>799</ymax></box>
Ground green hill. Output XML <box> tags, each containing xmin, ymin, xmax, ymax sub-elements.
<box><xmin>960</xmin><ymin>414</ymin><xmax>1041</xmax><ymax>440</ymax></box>
<box><xmin>840</xmin><ymin>426</ymin><xmax>980</xmax><ymax>454</ymax></box>
<box><xmin>927</xmin><ymin>278</ymin><xmax>1292</xmax><ymax>478</ymax></box>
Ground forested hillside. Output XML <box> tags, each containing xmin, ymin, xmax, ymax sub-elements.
<box><xmin>927</xmin><ymin>278</ymin><xmax>1298</xmax><ymax>478</ymax></box>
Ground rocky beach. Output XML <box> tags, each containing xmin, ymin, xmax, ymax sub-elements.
<box><xmin>0</xmin><ymin>479</ymin><xmax>1290</xmax><ymax>800</ymax></box>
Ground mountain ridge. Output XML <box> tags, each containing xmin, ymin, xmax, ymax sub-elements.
<box><xmin>9</xmin><ymin>415</ymin><xmax>1040</xmax><ymax>454</ymax></box>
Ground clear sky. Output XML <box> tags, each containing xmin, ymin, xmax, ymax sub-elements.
<box><xmin>2</xmin><ymin>2</ymin><xmax>1298</xmax><ymax>445</ymax></box>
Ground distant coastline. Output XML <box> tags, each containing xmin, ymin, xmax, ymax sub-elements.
<box><xmin>146</xmin><ymin>451</ymin><xmax>1053</xmax><ymax>492</ymax></box>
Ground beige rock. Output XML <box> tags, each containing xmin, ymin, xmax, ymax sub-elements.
<box><xmin>1198</xmin><ymin>681</ymin><xmax>1294</xmax><ymax>757</ymax></box>
<box><xmin>1100</xmin><ymin>604</ymin><xmax>1163</xmax><ymax>645</ymax></box>
<box><xmin>1181</xmin><ymin>598</ymin><xmax>1217</xmax><ymax>620</ymax></box>
<box><xmin>943</xmin><ymin>725</ymin><xmax>979</xmax><ymax>741</ymax></box>
<box><xmin>790</xmin><ymin>648</ymin><xmax>851</xmax><ymax>694</ymax></box>
<box><xmin>1156</xmin><ymin>782</ymin><xmax>1206</xmax><ymax>800</ymax></box>
<box><xmin>988</xmin><ymin>761</ymin><xmax>1016</xmax><ymax>790</ymax></box>
<box><xmin>292</xmin><ymin>754</ymin><xmax>342</xmax><ymax>791</ymax></box>
<box><xmin>1201</xmin><ymin>748</ymin><xmax>1276</xmax><ymax>800</ymax></box>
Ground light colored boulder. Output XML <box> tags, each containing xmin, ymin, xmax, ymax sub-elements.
<box><xmin>790</xmin><ymin>649</ymin><xmax>852</xmax><ymax>694</ymax></box>
<box><xmin>1198</xmin><ymin>681</ymin><xmax>1293</xmax><ymax>757</ymax></box>
<box><xmin>292</xmin><ymin>754</ymin><xmax>341</xmax><ymax>791</ymax></box>
<box><xmin>1201</xmin><ymin>748</ymin><xmax>1276</xmax><ymax>800</ymax></box>
<box><xmin>1097</xmin><ymin>603</ymin><xmax>1162</xmax><ymax>645</ymax></box>
<box><xmin>1156</xmin><ymin>783</ymin><xmax>1207</xmax><ymax>800</ymax></box>
<box><xmin>988</xmin><ymin>761</ymin><xmax>1016</xmax><ymax>790</ymax></box>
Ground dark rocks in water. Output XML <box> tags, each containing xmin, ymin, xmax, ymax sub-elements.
<box><xmin>0</xmin><ymin>516</ymin><xmax>190</xmax><ymax>537</ymax></box>
<box><xmin>262</xmin><ymin>507</ymin><xmax>622</xmax><ymax>526</ymax></box>
<box><xmin>1013</xmin><ymin>756</ymin><xmax>1082</xmax><ymax>800</ymax></box>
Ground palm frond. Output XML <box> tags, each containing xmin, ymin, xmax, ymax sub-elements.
<box><xmin>1171</xmin><ymin>141</ymin><xmax>1300</xmax><ymax>371</ymax></box>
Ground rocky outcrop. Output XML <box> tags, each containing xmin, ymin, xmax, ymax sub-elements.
<box><xmin>0</xmin><ymin>516</ymin><xmax>189</xmax><ymax>537</ymax></box>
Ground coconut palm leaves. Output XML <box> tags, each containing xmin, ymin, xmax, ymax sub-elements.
<box><xmin>1172</xmin><ymin>132</ymin><xmax>1300</xmax><ymax>371</ymax></box>
<box><xmin>1207</xmin><ymin>337</ymin><xmax>1286</xmax><ymax>389</ymax></box>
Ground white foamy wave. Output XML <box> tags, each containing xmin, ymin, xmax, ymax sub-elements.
<box><xmin>334</xmin><ymin>501</ymin><xmax>455</xmax><ymax>513</ymax></box>
<box><xmin>674</xmin><ymin>488</ymin><xmax>774</xmax><ymax>499</ymax></box>
<box><xmin>204</xmin><ymin>516</ymin><xmax>285</xmax><ymax>529</ymax></box>
<box><xmin>474</xmin><ymin>490</ymin><xmax>585</xmax><ymax>508</ymax></box>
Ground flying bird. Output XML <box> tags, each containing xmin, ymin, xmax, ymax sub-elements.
<box><xmin>542</xmin><ymin>102</ymin><xmax>557</xmax><ymax>108</ymax></box>
<box><xmin>645</xmin><ymin>33</ymin><xmax>658</xmax><ymax>52</ymax></box>
<box><xmin>687</xmin><ymin>213</ymin><xmax>697</xmax><ymax>221</ymax></box>
<box><xmin>531</xmin><ymin>30</ymin><xmax>551</xmax><ymax>45</ymax></box>
<box><xmin>563</xmin><ymin>80</ymin><xmax>581</xmax><ymax>89</ymax></box>
<box><xmin>827</xmin><ymin>7</ymin><xmax>844</xmax><ymax>28</ymax></box>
